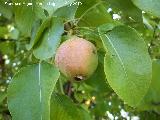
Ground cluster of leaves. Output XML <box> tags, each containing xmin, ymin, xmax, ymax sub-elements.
<box><xmin>0</xmin><ymin>0</ymin><xmax>160</xmax><ymax>120</ymax></box>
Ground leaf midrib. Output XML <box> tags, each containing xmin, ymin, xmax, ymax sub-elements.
<box><xmin>104</xmin><ymin>34</ymin><xmax>129</xmax><ymax>82</ymax></box>
<box><xmin>104</xmin><ymin>34</ymin><xmax>138</xmax><ymax>95</ymax></box>
<box><xmin>38</xmin><ymin>63</ymin><xmax>42</xmax><ymax>120</ymax></box>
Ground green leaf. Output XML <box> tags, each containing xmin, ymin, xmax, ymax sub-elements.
<box><xmin>0</xmin><ymin>26</ymin><xmax>8</xmax><ymax>38</ymax></box>
<box><xmin>8</xmin><ymin>62</ymin><xmax>60</xmax><ymax>120</ymax></box>
<box><xmin>91</xmin><ymin>98</ymin><xmax>108</xmax><ymax>117</ymax></box>
<box><xmin>0</xmin><ymin>26</ymin><xmax>19</xmax><ymax>40</ymax></box>
<box><xmin>77</xmin><ymin>106</ymin><xmax>92</xmax><ymax>120</ymax></box>
<box><xmin>138</xmin><ymin>60</ymin><xmax>160</xmax><ymax>111</ymax></box>
<box><xmin>108</xmin><ymin>0</ymin><xmax>142</xmax><ymax>22</ymax></box>
<box><xmin>41</xmin><ymin>0</ymin><xmax>76</xmax><ymax>16</ymax></box>
<box><xmin>76</xmin><ymin>0</ymin><xmax>112</xmax><ymax>27</ymax></box>
<box><xmin>0</xmin><ymin>0</ymin><xmax>13</xmax><ymax>19</ymax></box>
<box><xmin>26</xmin><ymin>18</ymin><xmax>51</xmax><ymax>50</ymax></box>
<box><xmin>0</xmin><ymin>92</ymin><xmax>7</xmax><ymax>104</ymax></box>
<box><xmin>98</xmin><ymin>23</ymin><xmax>118</xmax><ymax>33</ymax></box>
<box><xmin>54</xmin><ymin>4</ymin><xmax>78</xmax><ymax>20</ymax></box>
<box><xmin>77</xmin><ymin>23</ymin><xmax>120</xmax><ymax>51</ymax></box>
<box><xmin>13</xmin><ymin>0</ymin><xmax>45</xmax><ymax>36</ymax></box>
<box><xmin>98</xmin><ymin>25</ymin><xmax>152</xmax><ymax>106</ymax></box>
<box><xmin>77</xmin><ymin>27</ymin><xmax>104</xmax><ymax>50</ymax></box>
<box><xmin>50</xmin><ymin>93</ymin><xmax>92</xmax><ymax>120</ymax></box>
<box><xmin>107</xmin><ymin>0</ymin><xmax>145</xmax><ymax>33</ymax></box>
<box><xmin>131</xmin><ymin>0</ymin><xmax>160</xmax><ymax>17</ymax></box>
<box><xmin>33</xmin><ymin>17</ymin><xmax>64</xmax><ymax>60</ymax></box>
<box><xmin>0</xmin><ymin>42</ymin><xmax>15</xmax><ymax>56</ymax></box>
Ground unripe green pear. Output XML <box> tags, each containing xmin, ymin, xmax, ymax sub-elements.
<box><xmin>55</xmin><ymin>37</ymin><xmax>98</xmax><ymax>81</ymax></box>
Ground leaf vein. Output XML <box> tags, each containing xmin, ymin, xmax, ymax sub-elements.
<box><xmin>38</xmin><ymin>63</ymin><xmax>42</xmax><ymax>120</ymax></box>
<box><xmin>105</xmin><ymin>34</ymin><xmax>129</xmax><ymax>81</ymax></box>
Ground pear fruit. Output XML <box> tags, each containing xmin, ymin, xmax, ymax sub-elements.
<box><xmin>55</xmin><ymin>37</ymin><xmax>98</xmax><ymax>81</ymax></box>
